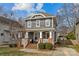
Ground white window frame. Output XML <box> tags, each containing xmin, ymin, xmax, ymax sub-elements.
<box><xmin>36</xmin><ymin>20</ymin><xmax>40</xmax><ymax>27</ymax></box>
<box><xmin>27</xmin><ymin>21</ymin><xmax>32</xmax><ymax>28</ymax></box>
<box><xmin>45</xmin><ymin>19</ymin><xmax>50</xmax><ymax>27</ymax></box>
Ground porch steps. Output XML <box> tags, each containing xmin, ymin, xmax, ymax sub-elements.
<box><xmin>26</xmin><ymin>43</ymin><xmax>37</xmax><ymax>49</ymax></box>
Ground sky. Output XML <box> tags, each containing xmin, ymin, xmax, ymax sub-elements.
<box><xmin>0</xmin><ymin>3</ymin><xmax>64</xmax><ymax>19</ymax></box>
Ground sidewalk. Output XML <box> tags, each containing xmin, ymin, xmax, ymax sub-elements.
<box><xmin>19</xmin><ymin>47</ymin><xmax>79</xmax><ymax>56</ymax></box>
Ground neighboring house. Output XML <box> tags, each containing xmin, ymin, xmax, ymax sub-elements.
<box><xmin>0</xmin><ymin>16</ymin><xmax>23</xmax><ymax>45</ymax></box>
<box><xmin>23</xmin><ymin>13</ymin><xmax>57</xmax><ymax>48</ymax></box>
<box><xmin>76</xmin><ymin>20</ymin><xmax>79</xmax><ymax>40</ymax></box>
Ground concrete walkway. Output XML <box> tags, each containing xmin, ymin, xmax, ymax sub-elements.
<box><xmin>52</xmin><ymin>47</ymin><xmax>79</xmax><ymax>56</ymax></box>
<box><xmin>19</xmin><ymin>47</ymin><xmax>79</xmax><ymax>56</ymax></box>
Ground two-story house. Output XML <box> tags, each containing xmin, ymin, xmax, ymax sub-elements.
<box><xmin>23</xmin><ymin>13</ymin><xmax>57</xmax><ymax>48</ymax></box>
<box><xmin>0</xmin><ymin>16</ymin><xmax>23</xmax><ymax>45</ymax></box>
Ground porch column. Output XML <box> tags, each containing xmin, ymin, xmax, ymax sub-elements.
<box><xmin>37</xmin><ymin>31</ymin><xmax>43</xmax><ymax>49</ymax></box>
<box><xmin>52</xmin><ymin>31</ymin><xmax>55</xmax><ymax>45</ymax></box>
<box><xmin>17</xmin><ymin>32</ymin><xmax>21</xmax><ymax>48</ymax></box>
<box><xmin>18</xmin><ymin>32</ymin><xmax>21</xmax><ymax>38</ymax></box>
<box><xmin>22</xmin><ymin>32</ymin><xmax>29</xmax><ymax>48</ymax></box>
<box><xmin>39</xmin><ymin>31</ymin><xmax>43</xmax><ymax>43</ymax></box>
<box><xmin>25</xmin><ymin>32</ymin><xmax>28</xmax><ymax>38</ymax></box>
<box><xmin>50</xmin><ymin>31</ymin><xmax>52</xmax><ymax>38</ymax></box>
<box><xmin>40</xmin><ymin>31</ymin><xmax>42</xmax><ymax>38</ymax></box>
<box><xmin>48</xmin><ymin>31</ymin><xmax>52</xmax><ymax>43</ymax></box>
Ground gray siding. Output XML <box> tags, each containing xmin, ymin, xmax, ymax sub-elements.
<box><xmin>0</xmin><ymin>23</ymin><xmax>10</xmax><ymax>44</ymax></box>
<box><xmin>25</xmin><ymin>18</ymin><xmax>54</xmax><ymax>29</ymax></box>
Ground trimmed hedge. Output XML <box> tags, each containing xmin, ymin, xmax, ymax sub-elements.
<box><xmin>55</xmin><ymin>42</ymin><xmax>61</xmax><ymax>45</ymax></box>
<box><xmin>9</xmin><ymin>44</ymin><xmax>17</xmax><ymax>47</ymax></box>
<box><xmin>45</xmin><ymin>43</ymin><xmax>53</xmax><ymax>50</ymax></box>
<box><xmin>38</xmin><ymin>43</ymin><xmax>45</xmax><ymax>49</ymax></box>
<box><xmin>38</xmin><ymin>43</ymin><xmax>53</xmax><ymax>50</ymax></box>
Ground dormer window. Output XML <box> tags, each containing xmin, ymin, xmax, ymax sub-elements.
<box><xmin>36</xmin><ymin>20</ymin><xmax>40</xmax><ymax>27</ymax></box>
<box><xmin>27</xmin><ymin>21</ymin><xmax>31</xmax><ymax>28</ymax></box>
<box><xmin>45</xmin><ymin>19</ymin><xmax>50</xmax><ymax>27</ymax></box>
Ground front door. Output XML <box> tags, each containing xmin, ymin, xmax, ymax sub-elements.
<box><xmin>28</xmin><ymin>32</ymin><xmax>34</xmax><ymax>43</ymax></box>
<box><xmin>28</xmin><ymin>32</ymin><xmax>40</xmax><ymax>43</ymax></box>
<box><xmin>35</xmin><ymin>32</ymin><xmax>40</xmax><ymax>43</ymax></box>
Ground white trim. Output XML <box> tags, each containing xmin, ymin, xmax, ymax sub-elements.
<box><xmin>52</xmin><ymin>18</ymin><xmax>53</xmax><ymax>28</ymax></box>
<box><xmin>31</xmin><ymin>13</ymin><xmax>46</xmax><ymax>19</ymax></box>
<box><xmin>18</xmin><ymin>32</ymin><xmax>21</xmax><ymax>38</ymax></box>
<box><xmin>25</xmin><ymin>32</ymin><xmax>28</xmax><ymax>38</ymax></box>
<box><xmin>25</xmin><ymin>13</ymin><xmax>55</xmax><ymax>19</ymax></box>
<box><xmin>25</xmin><ymin>28</ymin><xmax>55</xmax><ymax>31</ymax></box>
<box><xmin>49</xmin><ymin>31</ymin><xmax>52</xmax><ymax>38</ymax></box>
<box><xmin>40</xmin><ymin>31</ymin><xmax>42</xmax><ymax>38</ymax></box>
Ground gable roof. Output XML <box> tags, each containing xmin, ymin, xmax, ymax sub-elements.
<box><xmin>40</xmin><ymin>12</ymin><xmax>54</xmax><ymax>17</ymax></box>
<box><xmin>25</xmin><ymin>12</ymin><xmax>55</xmax><ymax>20</ymax></box>
<box><xmin>0</xmin><ymin>16</ymin><xmax>22</xmax><ymax>27</ymax></box>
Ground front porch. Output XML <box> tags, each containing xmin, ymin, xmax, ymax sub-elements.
<box><xmin>27</xmin><ymin>31</ymin><xmax>55</xmax><ymax>43</ymax></box>
<box><xmin>20</xmin><ymin>31</ymin><xmax>56</xmax><ymax>49</ymax></box>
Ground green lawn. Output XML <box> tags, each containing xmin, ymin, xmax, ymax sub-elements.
<box><xmin>0</xmin><ymin>47</ymin><xmax>44</xmax><ymax>56</ymax></box>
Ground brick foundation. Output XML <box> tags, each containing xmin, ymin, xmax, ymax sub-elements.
<box><xmin>48</xmin><ymin>38</ymin><xmax>54</xmax><ymax>45</ymax></box>
<box><xmin>17</xmin><ymin>41</ymin><xmax>21</xmax><ymax>48</ymax></box>
<box><xmin>48</xmin><ymin>38</ymin><xmax>52</xmax><ymax>43</ymax></box>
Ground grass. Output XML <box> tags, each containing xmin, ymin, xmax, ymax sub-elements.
<box><xmin>0</xmin><ymin>47</ymin><xmax>46</xmax><ymax>56</ymax></box>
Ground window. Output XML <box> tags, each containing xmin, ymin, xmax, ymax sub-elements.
<box><xmin>45</xmin><ymin>19</ymin><xmax>50</xmax><ymax>27</ymax></box>
<box><xmin>42</xmin><ymin>32</ymin><xmax>49</xmax><ymax>39</ymax></box>
<box><xmin>36</xmin><ymin>20</ymin><xmax>40</xmax><ymax>27</ymax></box>
<box><xmin>27</xmin><ymin>21</ymin><xmax>31</xmax><ymax>28</ymax></box>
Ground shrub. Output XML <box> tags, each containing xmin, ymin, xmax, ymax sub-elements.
<box><xmin>38</xmin><ymin>43</ymin><xmax>53</xmax><ymax>50</ymax></box>
<box><xmin>9</xmin><ymin>44</ymin><xmax>17</xmax><ymax>47</ymax></box>
<box><xmin>65</xmin><ymin>32</ymin><xmax>76</xmax><ymax>40</ymax></box>
<box><xmin>38</xmin><ymin>43</ymin><xmax>45</xmax><ymax>49</ymax></box>
<box><xmin>55</xmin><ymin>42</ymin><xmax>61</xmax><ymax>45</ymax></box>
<box><xmin>45</xmin><ymin>43</ymin><xmax>53</xmax><ymax>50</ymax></box>
<box><xmin>55</xmin><ymin>42</ymin><xmax>61</xmax><ymax>47</ymax></box>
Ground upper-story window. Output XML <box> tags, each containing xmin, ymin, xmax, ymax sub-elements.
<box><xmin>27</xmin><ymin>21</ymin><xmax>32</xmax><ymax>28</ymax></box>
<box><xmin>36</xmin><ymin>20</ymin><xmax>40</xmax><ymax>27</ymax></box>
<box><xmin>45</xmin><ymin>19</ymin><xmax>50</xmax><ymax>27</ymax></box>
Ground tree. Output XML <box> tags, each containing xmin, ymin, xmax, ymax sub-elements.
<box><xmin>65</xmin><ymin>32</ymin><xmax>76</xmax><ymax>40</ymax></box>
<box><xmin>59</xmin><ymin>26</ymin><xmax>69</xmax><ymax>36</ymax></box>
<box><xmin>57</xmin><ymin>3</ymin><xmax>79</xmax><ymax>34</ymax></box>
